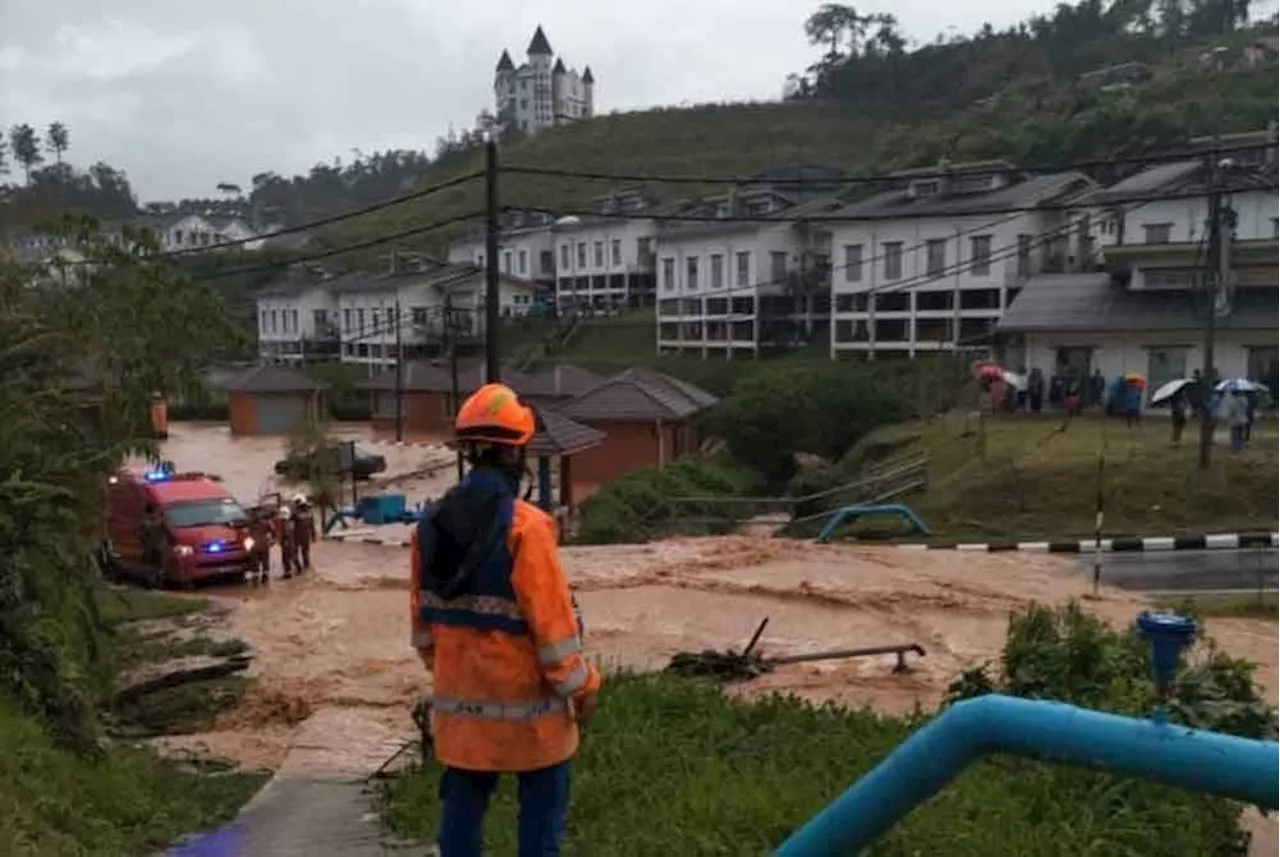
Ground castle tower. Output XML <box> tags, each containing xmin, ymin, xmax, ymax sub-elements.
<box><xmin>581</xmin><ymin>66</ymin><xmax>595</xmax><ymax>119</ymax></box>
<box><xmin>526</xmin><ymin>26</ymin><xmax>554</xmax><ymax>130</ymax></box>
<box><xmin>494</xmin><ymin>49</ymin><xmax>515</xmax><ymax>124</ymax></box>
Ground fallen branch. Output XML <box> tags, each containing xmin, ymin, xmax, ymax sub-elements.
<box><xmin>112</xmin><ymin>655</ymin><xmax>253</xmax><ymax>706</ymax></box>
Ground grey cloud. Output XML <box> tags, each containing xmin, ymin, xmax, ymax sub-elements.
<box><xmin>0</xmin><ymin>0</ymin><xmax>1062</xmax><ymax>199</ymax></box>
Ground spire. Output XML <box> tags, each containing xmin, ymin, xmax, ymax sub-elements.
<box><xmin>553</xmin><ymin>58</ymin><xmax>566</xmax><ymax>75</ymax></box>
<box><xmin>496</xmin><ymin>49</ymin><xmax>515</xmax><ymax>72</ymax></box>
<box><xmin>527</xmin><ymin>25</ymin><xmax>553</xmax><ymax>56</ymax></box>
<box><xmin>582</xmin><ymin>65</ymin><xmax>595</xmax><ymax>84</ymax></box>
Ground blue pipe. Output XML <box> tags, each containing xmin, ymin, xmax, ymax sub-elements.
<box><xmin>774</xmin><ymin>693</ymin><xmax>1280</xmax><ymax>856</ymax></box>
<box><xmin>814</xmin><ymin>503</ymin><xmax>930</xmax><ymax>544</ymax></box>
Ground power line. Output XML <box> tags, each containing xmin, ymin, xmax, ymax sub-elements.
<box><xmin>501</xmin><ymin>141</ymin><xmax>1277</xmax><ymax>187</ymax></box>
<box><xmin>151</xmin><ymin>170</ymin><xmax>484</xmax><ymax>259</ymax></box>
<box><xmin>190</xmin><ymin>210</ymin><xmax>486</xmax><ymax>281</ymax></box>
<box><xmin>519</xmin><ymin>180</ymin><xmax>1267</xmax><ymax>226</ymax></box>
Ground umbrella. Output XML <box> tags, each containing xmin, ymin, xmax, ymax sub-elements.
<box><xmin>1149</xmin><ymin>378</ymin><xmax>1192</xmax><ymax>405</ymax></box>
<box><xmin>1214</xmin><ymin>378</ymin><xmax>1267</xmax><ymax>394</ymax></box>
<box><xmin>1123</xmin><ymin>372</ymin><xmax>1147</xmax><ymax>388</ymax></box>
<box><xmin>972</xmin><ymin>361</ymin><xmax>1025</xmax><ymax>390</ymax></box>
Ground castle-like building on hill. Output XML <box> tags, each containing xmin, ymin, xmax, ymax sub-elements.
<box><xmin>494</xmin><ymin>26</ymin><xmax>595</xmax><ymax>135</ymax></box>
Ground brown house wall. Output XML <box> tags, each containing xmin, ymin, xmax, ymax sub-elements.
<box><xmin>372</xmin><ymin>391</ymin><xmax>454</xmax><ymax>434</ymax></box>
<box><xmin>572</xmin><ymin>418</ymin><xmax>693</xmax><ymax>487</ymax></box>
<box><xmin>228</xmin><ymin>391</ymin><xmax>258</xmax><ymax>436</ymax></box>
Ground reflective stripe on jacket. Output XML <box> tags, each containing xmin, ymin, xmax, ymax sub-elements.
<box><xmin>411</xmin><ymin>469</ymin><xmax>601</xmax><ymax>773</ymax></box>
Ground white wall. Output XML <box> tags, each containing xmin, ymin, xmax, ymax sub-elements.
<box><xmin>1090</xmin><ymin>188</ymin><xmax>1278</xmax><ymax>250</ymax></box>
<box><xmin>449</xmin><ymin>229</ymin><xmax>555</xmax><ymax>281</ymax></box>
<box><xmin>555</xmin><ymin>219</ymin><xmax>654</xmax><ymax>277</ymax></box>
<box><xmin>654</xmin><ymin>222</ymin><xmax>807</xmax><ymax>300</ymax></box>
<box><xmin>1018</xmin><ymin>329</ymin><xmax>1277</xmax><ymax>388</ymax></box>
<box><xmin>257</xmin><ymin>288</ymin><xmax>336</xmax><ymax>343</ymax></box>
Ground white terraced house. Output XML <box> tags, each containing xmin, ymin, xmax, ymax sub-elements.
<box><xmin>998</xmin><ymin>135</ymin><xmax>1279</xmax><ymax>396</ymax></box>
<box><xmin>256</xmin><ymin>274</ymin><xmax>340</xmax><ymax>364</ymax></box>
<box><xmin>653</xmin><ymin>185</ymin><xmax>841</xmax><ymax>359</ymax></box>
<box><xmin>447</xmin><ymin>209</ymin><xmax>558</xmax><ymax>304</ymax></box>
<box><xmin>551</xmin><ymin>189</ymin><xmax>659</xmax><ymax>310</ymax></box>
<box><xmin>826</xmin><ymin>160</ymin><xmax>1097</xmax><ymax>361</ymax></box>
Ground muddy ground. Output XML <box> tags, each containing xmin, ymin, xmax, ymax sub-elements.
<box><xmin>142</xmin><ymin>423</ymin><xmax>1279</xmax><ymax>849</ymax></box>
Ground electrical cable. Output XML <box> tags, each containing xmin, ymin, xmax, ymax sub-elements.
<box><xmin>500</xmin><ymin>141</ymin><xmax>1277</xmax><ymax>187</ymax></box>
<box><xmin>149</xmin><ymin>170</ymin><xmax>484</xmax><ymax>259</ymax></box>
<box><xmin>190</xmin><ymin>210</ymin><xmax>486</xmax><ymax>281</ymax></box>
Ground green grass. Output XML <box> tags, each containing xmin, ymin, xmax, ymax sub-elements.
<box><xmin>0</xmin><ymin>699</ymin><xmax>266</xmax><ymax>856</ymax></box>
<box><xmin>1158</xmin><ymin>593</ymin><xmax>1279</xmax><ymax>621</ymax></box>
<box><xmin>830</xmin><ymin>412</ymin><xmax>1279</xmax><ymax>543</ymax></box>
<box><xmin>381</xmin><ymin>673</ymin><xmax>1246</xmax><ymax>856</ymax></box>
<box><xmin>0</xmin><ymin>585</ymin><xmax>266</xmax><ymax>855</ymax></box>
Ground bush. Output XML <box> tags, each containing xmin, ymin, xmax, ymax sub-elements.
<box><xmin>574</xmin><ymin>458</ymin><xmax>760</xmax><ymax>545</ymax></box>
<box><xmin>709</xmin><ymin>362</ymin><xmax>915</xmax><ymax>487</ymax></box>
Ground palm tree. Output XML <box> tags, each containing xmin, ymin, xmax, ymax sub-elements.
<box><xmin>46</xmin><ymin>122</ymin><xmax>70</xmax><ymax>165</ymax></box>
<box><xmin>9</xmin><ymin>124</ymin><xmax>43</xmax><ymax>185</ymax></box>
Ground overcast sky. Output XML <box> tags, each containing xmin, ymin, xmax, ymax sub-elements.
<box><xmin>3</xmin><ymin>0</ymin><xmax>1092</xmax><ymax>201</ymax></box>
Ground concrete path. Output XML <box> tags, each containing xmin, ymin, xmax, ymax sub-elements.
<box><xmin>167</xmin><ymin>707</ymin><xmax>436</xmax><ymax>856</ymax></box>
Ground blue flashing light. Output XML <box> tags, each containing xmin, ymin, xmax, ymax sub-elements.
<box><xmin>206</xmin><ymin>542</ymin><xmax>224</xmax><ymax>554</ymax></box>
<box><xmin>143</xmin><ymin>470</ymin><xmax>171</xmax><ymax>482</ymax></box>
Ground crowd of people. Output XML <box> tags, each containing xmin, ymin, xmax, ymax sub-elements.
<box><xmin>244</xmin><ymin>493</ymin><xmax>317</xmax><ymax>584</ymax></box>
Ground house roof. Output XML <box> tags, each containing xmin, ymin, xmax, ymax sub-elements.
<box><xmin>559</xmin><ymin>369</ymin><xmax>718</xmax><ymax>422</ymax></box>
<box><xmin>1074</xmin><ymin>160</ymin><xmax>1276</xmax><ymax>206</ymax></box>
<box><xmin>528</xmin><ymin>409</ymin><xmax>606</xmax><ymax>457</ymax></box>
<box><xmin>496</xmin><ymin>49</ymin><xmax>515</xmax><ymax>72</ymax></box>
<box><xmin>553</xmin><ymin>58</ymin><xmax>566</xmax><ymax>74</ymax></box>
<box><xmin>997</xmin><ymin>273</ymin><xmax>1279</xmax><ymax>333</ymax></box>
<box><xmin>221</xmin><ymin>364</ymin><xmax>327</xmax><ymax>393</ymax></box>
<box><xmin>828</xmin><ymin>171</ymin><xmax>1094</xmax><ymax>221</ymax></box>
<box><xmin>517</xmin><ymin>365</ymin><xmax>606</xmax><ymax>399</ymax></box>
<box><xmin>582</xmin><ymin>65</ymin><xmax>594</xmax><ymax>84</ymax></box>
<box><xmin>527</xmin><ymin>26</ymin><xmax>553</xmax><ymax>56</ymax></box>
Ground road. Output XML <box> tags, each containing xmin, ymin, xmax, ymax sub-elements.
<box><xmin>1079</xmin><ymin>548</ymin><xmax>1278</xmax><ymax>594</ymax></box>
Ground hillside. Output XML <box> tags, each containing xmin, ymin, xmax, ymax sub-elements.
<box><xmin>321</xmin><ymin>21</ymin><xmax>1278</xmax><ymax>258</ymax></box>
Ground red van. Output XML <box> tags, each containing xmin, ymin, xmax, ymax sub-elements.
<box><xmin>102</xmin><ymin>464</ymin><xmax>256</xmax><ymax>587</ymax></box>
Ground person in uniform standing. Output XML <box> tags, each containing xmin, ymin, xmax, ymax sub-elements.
<box><xmin>290</xmin><ymin>494</ymin><xmax>316</xmax><ymax>574</ymax></box>
<box><xmin>275</xmin><ymin>504</ymin><xmax>298</xmax><ymax>578</ymax></box>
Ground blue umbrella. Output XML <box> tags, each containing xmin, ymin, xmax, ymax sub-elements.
<box><xmin>1214</xmin><ymin>378</ymin><xmax>1267</xmax><ymax>394</ymax></box>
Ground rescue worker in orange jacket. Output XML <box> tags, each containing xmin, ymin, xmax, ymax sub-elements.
<box><xmin>411</xmin><ymin>382</ymin><xmax>600</xmax><ymax>857</ymax></box>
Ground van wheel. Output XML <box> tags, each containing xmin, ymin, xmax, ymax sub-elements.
<box><xmin>96</xmin><ymin>542</ymin><xmax>120</xmax><ymax>581</ymax></box>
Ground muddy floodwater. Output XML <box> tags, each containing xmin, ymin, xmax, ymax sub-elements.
<box><xmin>143</xmin><ymin>424</ymin><xmax>1278</xmax><ymax>850</ymax></box>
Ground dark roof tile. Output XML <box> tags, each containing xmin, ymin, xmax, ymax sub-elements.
<box><xmin>560</xmin><ymin>369</ymin><xmax>717</xmax><ymax>422</ymax></box>
<box><xmin>222</xmin><ymin>364</ymin><xmax>327</xmax><ymax>393</ymax></box>
<box><xmin>528</xmin><ymin>409</ymin><xmax>606</xmax><ymax>456</ymax></box>
<box><xmin>527</xmin><ymin>26</ymin><xmax>553</xmax><ymax>56</ymax></box>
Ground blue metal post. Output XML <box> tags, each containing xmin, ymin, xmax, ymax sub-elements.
<box><xmin>537</xmin><ymin>455</ymin><xmax>552</xmax><ymax>512</ymax></box>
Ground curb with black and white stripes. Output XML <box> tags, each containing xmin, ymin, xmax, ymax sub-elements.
<box><xmin>895</xmin><ymin>532</ymin><xmax>1279</xmax><ymax>553</ymax></box>
<box><xmin>323</xmin><ymin>531</ymin><xmax>1280</xmax><ymax>552</ymax></box>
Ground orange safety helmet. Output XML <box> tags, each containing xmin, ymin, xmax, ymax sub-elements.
<box><xmin>454</xmin><ymin>382</ymin><xmax>538</xmax><ymax>447</ymax></box>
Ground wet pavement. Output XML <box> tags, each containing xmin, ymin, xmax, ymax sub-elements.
<box><xmin>1082</xmin><ymin>548</ymin><xmax>1279</xmax><ymax>594</ymax></box>
<box><xmin>147</xmin><ymin>423</ymin><xmax>1280</xmax><ymax>856</ymax></box>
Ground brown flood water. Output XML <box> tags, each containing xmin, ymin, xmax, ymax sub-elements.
<box><xmin>143</xmin><ymin>424</ymin><xmax>1278</xmax><ymax>850</ymax></box>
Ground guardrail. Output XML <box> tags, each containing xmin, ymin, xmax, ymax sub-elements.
<box><xmin>635</xmin><ymin>452</ymin><xmax>930</xmax><ymax>539</ymax></box>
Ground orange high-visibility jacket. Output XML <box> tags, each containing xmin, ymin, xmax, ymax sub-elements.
<box><xmin>410</xmin><ymin>471</ymin><xmax>600</xmax><ymax>773</ymax></box>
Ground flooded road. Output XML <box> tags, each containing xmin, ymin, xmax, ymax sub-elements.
<box><xmin>145</xmin><ymin>422</ymin><xmax>1280</xmax><ymax>843</ymax></box>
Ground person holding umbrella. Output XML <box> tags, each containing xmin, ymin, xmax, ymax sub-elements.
<box><xmin>1122</xmin><ymin>373</ymin><xmax>1146</xmax><ymax>428</ymax></box>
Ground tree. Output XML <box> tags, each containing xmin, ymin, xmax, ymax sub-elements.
<box><xmin>46</xmin><ymin>122</ymin><xmax>70</xmax><ymax>165</ymax></box>
<box><xmin>9</xmin><ymin>123</ymin><xmax>44</xmax><ymax>185</ymax></box>
<box><xmin>804</xmin><ymin>3</ymin><xmax>863</xmax><ymax>60</ymax></box>
<box><xmin>215</xmin><ymin>182</ymin><xmax>243</xmax><ymax>197</ymax></box>
<box><xmin>0</xmin><ymin>217</ymin><xmax>237</xmax><ymax>746</ymax></box>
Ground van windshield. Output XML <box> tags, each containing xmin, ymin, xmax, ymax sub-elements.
<box><xmin>164</xmin><ymin>498</ymin><xmax>247</xmax><ymax>529</ymax></box>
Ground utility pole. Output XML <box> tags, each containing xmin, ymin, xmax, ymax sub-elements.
<box><xmin>484</xmin><ymin>137</ymin><xmax>502</xmax><ymax>383</ymax></box>
<box><xmin>394</xmin><ymin>299</ymin><xmax>405</xmax><ymax>442</ymax></box>
<box><xmin>446</xmin><ymin>297</ymin><xmax>464</xmax><ymax>481</ymax></box>
<box><xmin>1198</xmin><ymin>160</ymin><xmax>1232</xmax><ymax>470</ymax></box>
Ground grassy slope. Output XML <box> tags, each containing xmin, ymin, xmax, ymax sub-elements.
<box><xmin>382</xmin><ymin>673</ymin><xmax>1244</xmax><ymax>855</ymax></box>
<box><xmin>0</xmin><ymin>589</ymin><xmax>265</xmax><ymax>855</ymax></box>
<box><xmin>840</xmin><ymin>412</ymin><xmax>1279</xmax><ymax>541</ymax></box>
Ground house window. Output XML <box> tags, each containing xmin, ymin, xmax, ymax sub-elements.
<box><xmin>1146</xmin><ymin>347</ymin><xmax>1190</xmax><ymax>399</ymax></box>
<box><xmin>1271</xmin><ymin>218</ymin><xmax>1278</xmax><ymax>239</ymax></box>
<box><xmin>270</xmin><ymin>310</ymin><xmax>278</xmax><ymax>333</ymax></box>
<box><xmin>883</xmin><ymin>242</ymin><xmax>903</xmax><ymax>280</ymax></box>
<box><xmin>593</xmin><ymin>241</ymin><xmax>604</xmax><ymax>267</ymax></box>
<box><xmin>686</xmin><ymin>256</ymin><xmax>699</xmax><ymax>290</ymax></box>
<box><xmin>1016</xmin><ymin>234</ymin><xmax>1032</xmax><ymax>276</ymax></box>
<box><xmin>312</xmin><ymin>309</ymin><xmax>327</xmax><ymax>331</ymax></box>
<box><xmin>1143</xmin><ymin>223</ymin><xmax>1173</xmax><ymax>244</ymax></box>
<box><xmin>769</xmin><ymin>251</ymin><xmax>787</xmax><ymax>284</ymax></box>
<box><xmin>735</xmin><ymin>251</ymin><xmax>750</xmax><ymax>287</ymax></box>
<box><xmin>560</xmin><ymin>244</ymin><xmax>570</xmax><ymax>270</ymax></box>
<box><xmin>411</xmin><ymin>307</ymin><xmax>428</xmax><ymax>326</ymax></box>
<box><xmin>343</xmin><ymin>308</ymin><xmax>352</xmax><ymax>330</ymax></box>
<box><xmin>577</xmin><ymin>242</ymin><xmax>587</xmax><ymax>268</ymax></box>
<box><xmin>925</xmin><ymin>238</ymin><xmax>946</xmax><ymax>278</ymax></box>
<box><xmin>290</xmin><ymin>309</ymin><xmax>299</xmax><ymax>333</ymax></box>
<box><xmin>502</xmin><ymin>251</ymin><xmax>513</xmax><ymax>273</ymax></box>
<box><xmin>357</xmin><ymin>309</ymin><xmax>365</xmax><ymax>332</ymax></box>
<box><xmin>843</xmin><ymin>244</ymin><xmax>863</xmax><ymax>282</ymax></box>
<box><xmin>260</xmin><ymin>310</ymin><xmax>268</xmax><ymax>332</ymax></box>
<box><xmin>610</xmin><ymin>238</ymin><xmax>622</xmax><ymax>266</ymax></box>
<box><xmin>662</xmin><ymin>257</ymin><xmax>676</xmax><ymax>291</ymax></box>
<box><xmin>970</xmin><ymin>234</ymin><xmax>992</xmax><ymax>276</ymax></box>
<box><xmin>518</xmin><ymin>249</ymin><xmax>527</xmax><ymax>275</ymax></box>
<box><xmin>710</xmin><ymin>254</ymin><xmax>724</xmax><ymax>290</ymax></box>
